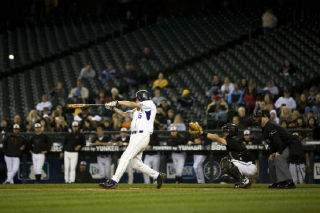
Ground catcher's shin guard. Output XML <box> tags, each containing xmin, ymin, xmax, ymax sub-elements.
<box><xmin>220</xmin><ymin>157</ymin><xmax>246</xmax><ymax>183</ymax></box>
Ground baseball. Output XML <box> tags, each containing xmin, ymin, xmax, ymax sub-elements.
<box><xmin>8</xmin><ymin>54</ymin><xmax>14</xmax><ymax>60</ymax></box>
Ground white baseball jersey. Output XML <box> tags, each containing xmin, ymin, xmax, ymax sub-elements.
<box><xmin>130</xmin><ymin>100</ymin><xmax>156</xmax><ymax>134</ymax></box>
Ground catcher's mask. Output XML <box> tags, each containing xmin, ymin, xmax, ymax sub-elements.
<box><xmin>136</xmin><ymin>90</ymin><xmax>151</xmax><ymax>102</ymax></box>
<box><xmin>221</xmin><ymin>123</ymin><xmax>238</xmax><ymax>137</ymax></box>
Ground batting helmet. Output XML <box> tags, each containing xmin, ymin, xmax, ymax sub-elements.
<box><xmin>222</xmin><ymin>123</ymin><xmax>238</xmax><ymax>137</ymax></box>
<box><xmin>136</xmin><ymin>90</ymin><xmax>151</xmax><ymax>101</ymax></box>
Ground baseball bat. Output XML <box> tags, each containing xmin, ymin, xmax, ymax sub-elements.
<box><xmin>67</xmin><ymin>104</ymin><xmax>105</xmax><ymax>109</ymax></box>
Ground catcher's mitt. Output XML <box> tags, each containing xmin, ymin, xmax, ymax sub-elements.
<box><xmin>188</xmin><ymin>122</ymin><xmax>203</xmax><ymax>136</ymax></box>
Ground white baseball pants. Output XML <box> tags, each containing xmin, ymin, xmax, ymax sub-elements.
<box><xmin>32</xmin><ymin>153</ymin><xmax>45</xmax><ymax>175</ymax></box>
<box><xmin>172</xmin><ymin>152</ymin><xmax>186</xmax><ymax>177</ymax></box>
<box><xmin>143</xmin><ymin>153</ymin><xmax>160</xmax><ymax>183</ymax></box>
<box><xmin>4</xmin><ymin>155</ymin><xmax>20</xmax><ymax>184</ymax></box>
<box><xmin>112</xmin><ymin>132</ymin><xmax>159</xmax><ymax>183</ymax></box>
<box><xmin>64</xmin><ymin>151</ymin><xmax>78</xmax><ymax>183</ymax></box>
<box><xmin>97</xmin><ymin>155</ymin><xmax>111</xmax><ymax>179</ymax></box>
<box><xmin>231</xmin><ymin>159</ymin><xmax>257</xmax><ymax>177</ymax></box>
<box><xmin>193</xmin><ymin>154</ymin><xmax>206</xmax><ymax>183</ymax></box>
<box><xmin>289</xmin><ymin>163</ymin><xmax>305</xmax><ymax>184</ymax></box>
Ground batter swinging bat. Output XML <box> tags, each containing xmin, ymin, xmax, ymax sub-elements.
<box><xmin>67</xmin><ymin>104</ymin><xmax>105</xmax><ymax>109</ymax></box>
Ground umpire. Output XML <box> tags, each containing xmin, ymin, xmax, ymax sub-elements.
<box><xmin>255</xmin><ymin>109</ymin><xmax>302</xmax><ymax>189</ymax></box>
<box><xmin>29</xmin><ymin>123</ymin><xmax>51</xmax><ymax>183</ymax></box>
<box><xmin>2</xmin><ymin>124</ymin><xmax>27</xmax><ymax>184</ymax></box>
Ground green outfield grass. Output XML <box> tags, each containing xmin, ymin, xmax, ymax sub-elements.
<box><xmin>0</xmin><ymin>184</ymin><xmax>319</xmax><ymax>213</ymax></box>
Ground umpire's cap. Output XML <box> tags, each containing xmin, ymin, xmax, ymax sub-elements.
<box><xmin>253</xmin><ymin>109</ymin><xmax>270</xmax><ymax>118</ymax></box>
<box><xmin>136</xmin><ymin>90</ymin><xmax>151</xmax><ymax>101</ymax></box>
<box><xmin>222</xmin><ymin>123</ymin><xmax>238</xmax><ymax>137</ymax></box>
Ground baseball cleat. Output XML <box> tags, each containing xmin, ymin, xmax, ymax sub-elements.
<box><xmin>276</xmin><ymin>180</ymin><xmax>296</xmax><ymax>189</ymax></box>
<box><xmin>156</xmin><ymin>173</ymin><xmax>167</xmax><ymax>189</ymax></box>
<box><xmin>99</xmin><ymin>179</ymin><xmax>117</xmax><ymax>189</ymax></box>
<box><xmin>235</xmin><ymin>178</ymin><xmax>251</xmax><ymax>189</ymax></box>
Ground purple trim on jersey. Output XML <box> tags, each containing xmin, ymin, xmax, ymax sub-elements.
<box><xmin>145</xmin><ymin>110</ymin><xmax>151</xmax><ymax>120</ymax></box>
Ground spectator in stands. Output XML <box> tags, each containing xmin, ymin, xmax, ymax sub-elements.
<box><xmin>152</xmin><ymin>72</ymin><xmax>168</xmax><ymax>89</ymax></box>
<box><xmin>78</xmin><ymin>63</ymin><xmax>96</xmax><ymax>80</ymax></box>
<box><xmin>220</xmin><ymin>77</ymin><xmax>234</xmax><ymax>100</ymax></box>
<box><xmin>155</xmin><ymin>107</ymin><xmax>167</xmax><ymax>130</ymax></box>
<box><xmin>279</xmin><ymin>106</ymin><xmax>292</xmax><ymax>124</ymax></box>
<box><xmin>274</xmin><ymin>89</ymin><xmax>296</xmax><ymax>110</ymax></box>
<box><xmin>53</xmin><ymin>116</ymin><xmax>68</xmax><ymax>132</ymax></box>
<box><xmin>237</xmin><ymin>106</ymin><xmax>251</xmax><ymax>128</ymax></box>
<box><xmin>68</xmin><ymin>80</ymin><xmax>89</xmax><ymax>104</ymax></box>
<box><xmin>206</xmin><ymin>75</ymin><xmax>221</xmax><ymax>97</ymax></box>
<box><xmin>270</xmin><ymin>109</ymin><xmax>280</xmax><ymax>124</ymax></box>
<box><xmin>263</xmin><ymin>81</ymin><xmax>279</xmax><ymax>99</ymax></box>
<box><xmin>0</xmin><ymin>118</ymin><xmax>11</xmax><ymax>138</ymax></box>
<box><xmin>95</xmin><ymin>90</ymin><xmax>109</xmax><ymax>104</ymax></box>
<box><xmin>123</xmin><ymin>10</ymin><xmax>136</xmax><ymax>33</ymax></box>
<box><xmin>75</xmin><ymin>161</ymin><xmax>93</xmax><ymax>183</ymax></box>
<box><xmin>152</xmin><ymin>89</ymin><xmax>166</xmax><ymax>106</ymax></box>
<box><xmin>137</xmin><ymin>46</ymin><xmax>155</xmax><ymax>62</ymax></box>
<box><xmin>227</xmin><ymin>83</ymin><xmax>243</xmax><ymax>107</ymax></box>
<box><xmin>239</xmin><ymin>78</ymin><xmax>248</xmax><ymax>91</ymax></box>
<box><xmin>164</xmin><ymin>108</ymin><xmax>175</xmax><ymax>127</ymax></box>
<box><xmin>288</xmin><ymin>110</ymin><xmax>301</xmax><ymax>128</ymax></box>
<box><xmin>306</xmin><ymin>87</ymin><xmax>319</xmax><ymax>114</ymax></box>
<box><xmin>178</xmin><ymin>89</ymin><xmax>194</xmax><ymax>108</ymax></box>
<box><xmin>262</xmin><ymin>9</ymin><xmax>277</xmax><ymax>35</ymax></box>
<box><xmin>42</xmin><ymin>107</ymin><xmax>51</xmax><ymax>119</ymax></box>
<box><xmin>159</xmin><ymin>99</ymin><xmax>171</xmax><ymax>115</ymax></box>
<box><xmin>36</xmin><ymin>95</ymin><xmax>53</xmax><ymax>113</ymax></box>
<box><xmin>232</xmin><ymin>116</ymin><xmax>241</xmax><ymax>128</ymax></box>
<box><xmin>13</xmin><ymin>115</ymin><xmax>25</xmax><ymax>132</ymax></box>
<box><xmin>306</xmin><ymin>116</ymin><xmax>317</xmax><ymax>131</ymax></box>
<box><xmin>26</xmin><ymin>109</ymin><xmax>41</xmax><ymax>126</ymax></box>
<box><xmin>206</xmin><ymin>94</ymin><xmax>228</xmax><ymax>123</ymax></box>
<box><xmin>314</xmin><ymin>93</ymin><xmax>320</xmax><ymax>114</ymax></box>
<box><xmin>40</xmin><ymin>119</ymin><xmax>52</xmax><ymax>132</ymax></box>
<box><xmin>172</xmin><ymin>114</ymin><xmax>186</xmax><ymax>131</ymax></box>
<box><xmin>110</xmin><ymin>87</ymin><xmax>122</xmax><ymax>101</ymax></box>
<box><xmin>103</xmin><ymin>119</ymin><xmax>113</xmax><ymax>131</ymax></box>
<box><xmin>83</xmin><ymin>119</ymin><xmax>95</xmax><ymax>133</ymax></box>
<box><xmin>280</xmin><ymin>59</ymin><xmax>295</xmax><ymax>77</ymax></box>
<box><xmin>296</xmin><ymin>116</ymin><xmax>305</xmax><ymax>129</ymax></box>
<box><xmin>280</xmin><ymin>120</ymin><xmax>288</xmax><ymax>128</ymax></box>
<box><xmin>121</xmin><ymin>116</ymin><xmax>131</xmax><ymax>130</ymax></box>
<box><xmin>50</xmin><ymin>81</ymin><xmax>66</xmax><ymax>106</ymax></box>
<box><xmin>263</xmin><ymin>93</ymin><xmax>275</xmax><ymax>111</ymax></box>
<box><xmin>297</xmin><ymin>93</ymin><xmax>308</xmax><ymax>114</ymax></box>
<box><xmin>124</xmin><ymin>62</ymin><xmax>138</xmax><ymax>89</ymax></box>
<box><xmin>242</xmin><ymin>82</ymin><xmax>257</xmax><ymax>113</ymax></box>
<box><xmin>100</xmin><ymin>64</ymin><xmax>119</xmax><ymax>80</ymax></box>
<box><xmin>112</xmin><ymin>113</ymin><xmax>122</xmax><ymax>131</ymax></box>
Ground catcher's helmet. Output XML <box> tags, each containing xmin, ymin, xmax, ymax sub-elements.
<box><xmin>136</xmin><ymin>90</ymin><xmax>151</xmax><ymax>101</ymax></box>
<box><xmin>222</xmin><ymin>123</ymin><xmax>238</xmax><ymax>137</ymax></box>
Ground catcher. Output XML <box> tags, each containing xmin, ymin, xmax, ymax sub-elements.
<box><xmin>189</xmin><ymin>122</ymin><xmax>256</xmax><ymax>188</ymax></box>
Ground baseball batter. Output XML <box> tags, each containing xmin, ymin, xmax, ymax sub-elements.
<box><xmin>29</xmin><ymin>123</ymin><xmax>51</xmax><ymax>183</ymax></box>
<box><xmin>2</xmin><ymin>124</ymin><xmax>26</xmax><ymax>184</ymax></box>
<box><xmin>189</xmin><ymin>122</ymin><xmax>256</xmax><ymax>188</ymax></box>
<box><xmin>99</xmin><ymin>90</ymin><xmax>166</xmax><ymax>189</ymax></box>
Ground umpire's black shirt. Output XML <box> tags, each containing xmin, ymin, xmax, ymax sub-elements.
<box><xmin>3</xmin><ymin>134</ymin><xmax>27</xmax><ymax>157</ymax></box>
<box><xmin>262</xmin><ymin>120</ymin><xmax>298</xmax><ymax>154</ymax></box>
<box><xmin>63</xmin><ymin>131</ymin><xmax>85</xmax><ymax>152</ymax></box>
<box><xmin>29</xmin><ymin>134</ymin><xmax>51</xmax><ymax>154</ymax></box>
<box><xmin>226</xmin><ymin>136</ymin><xmax>254</xmax><ymax>163</ymax></box>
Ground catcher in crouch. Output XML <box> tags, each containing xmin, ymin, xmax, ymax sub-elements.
<box><xmin>189</xmin><ymin>122</ymin><xmax>256</xmax><ymax>188</ymax></box>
